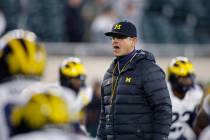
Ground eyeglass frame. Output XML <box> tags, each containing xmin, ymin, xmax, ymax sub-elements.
<box><xmin>109</xmin><ymin>36</ymin><xmax>132</xmax><ymax>40</ymax></box>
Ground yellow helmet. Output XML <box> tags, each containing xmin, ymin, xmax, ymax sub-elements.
<box><xmin>59</xmin><ymin>57</ymin><xmax>86</xmax><ymax>91</ymax></box>
<box><xmin>60</xmin><ymin>57</ymin><xmax>86</xmax><ymax>78</ymax></box>
<box><xmin>0</xmin><ymin>29</ymin><xmax>46</xmax><ymax>82</ymax></box>
<box><xmin>167</xmin><ymin>56</ymin><xmax>195</xmax><ymax>93</ymax></box>
<box><xmin>10</xmin><ymin>92</ymin><xmax>70</xmax><ymax>130</ymax></box>
<box><xmin>168</xmin><ymin>56</ymin><xmax>194</xmax><ymax>77</ymax></box>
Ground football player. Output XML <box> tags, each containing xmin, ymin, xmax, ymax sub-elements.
<box><xmin>167</xmin><ymin>56</ymin><xmax>204</xmax><ymax>140</ymax></box>
<box><xmin>58</xmin><ymin>57</ymin><xmax>93</xmax><ymax>124</ymax></box>
<box><xmin>20</xmin><ymin>57</ymin><xmax>93</xmax><ymax>135</ymax></box>
<box><xmin>9</xmin><ymin>91</ymin><xmax>94</xmax><ymax>140</ymax></box>
<box><xmin>0</xmin><ymin>29</ymin><xmax>46</xmax><ymax>140</ymax></box>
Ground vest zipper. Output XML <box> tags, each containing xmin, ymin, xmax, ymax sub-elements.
<box><xmin>109</xmin><ymin>53</ymin><xmax>137</xmax><ymax>138</ymax></box>
<box><xmin>110</xmin><ymin>53</ymin><xmax>137</xmax><ymax>105</ymax></box>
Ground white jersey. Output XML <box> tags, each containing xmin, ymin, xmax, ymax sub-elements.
<box><xmin>0</xmin><ymin>81</ymin><xmax>93</xmax><ymax>140</ymax></box>
<box><xmin>0</xmin><ymin>78</ymin><xmax>39</xmax><ymax>140</ymax></box>
<box><xmin>9</xmin><ymin>128</ymin><xmax>94</xmax><ymax>140</ymax></box>
<box><xmin>0</xmin><ymin>78</ymin><xmax>39</xmax><ymax>103</ymax></box>
<box><xmin>168</xmin><ymin>83</ymin><xmax>203</xmax><ymax>140</ymax></box>
<box><xmin>21</xmin><ymin>82</ymin><xmax>93</xmax><ymax>122</ymax></box>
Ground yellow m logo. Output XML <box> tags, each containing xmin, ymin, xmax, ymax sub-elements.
<box><xmin>125</xmin><ymin>77</ymin><xmax>132</xmax><ymax>83</ymax></box>
<box><xmin>114</xmin><ymin>24</ymin><xmax>122</xmax><ymax>30</ymax></box>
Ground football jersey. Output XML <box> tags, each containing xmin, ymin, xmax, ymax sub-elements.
<box><xmin>0</xmin><ymin>81</ymin><xmax>93</xmax><ymax>140</ymax></box>
<box><xmin>0</xmin><ymin>78</ymin><xmax>39</xmax><ymax>140</ymax></box>
<box><xmin>21</xmin><ymin>82</ymin><xmax>93</xmax><ymax>122</ymax></box>
<box><xmin>9</xmin><ymin>128</ymin><xmax>94</xmax><ymax>140</ymax></box>
<box><xmin>168</xmin><ymin>83</ymin><xmax>203</xmax><ymax>140</ymax></box>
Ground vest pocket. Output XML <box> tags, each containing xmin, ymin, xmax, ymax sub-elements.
<box><xmin>103</xmin><ymin>85</ymin><xmax>112</xmax><ymax>96</ymax></box>
<box><xmin>102</xmin><ymin>78</ymin><xmax>112</xmax><ymax>96</ymax></box>
<box><xmin>102</xmin><ymin>78</ymin><xmax>112</xmax><ymax>87</ymax></box>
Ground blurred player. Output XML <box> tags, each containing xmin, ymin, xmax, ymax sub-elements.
<box><xmin>167</xmin><ymin>56</ymin><xmax>204</xmax><ymax>140</ymax></box>
<box><xmin>8</xmin><ymin>91</ymin><xmax>94</xmax><ymax>140</ymax></box>
<box><xmin>58</xmin><ymin>57</ymin><xmax>93</xmax><ymax>125</ymax></box>
<box><xmin>0</xmin><ymin>29</ymin><xmax>46</xmax><ymax>95</ymax></box>
<box><xmin>20</xmin><ymin>57</ymin><xmax>93</xmax><ymax>136</ymax></box>
<box><xmin>0</xmin><ymin>29</ymin><xmax>46</xmax><ymax>140</ymax></box>
<box><xmin>22</xmin><ymin>57</ymin><xmax>93</xmax><ymax>135</ymax></box>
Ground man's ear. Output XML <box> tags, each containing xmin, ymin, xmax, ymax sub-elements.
<box><xmin>131</xmin><ymin>37</ymin><xmax>137</xmax><ymax>46</ymax></box>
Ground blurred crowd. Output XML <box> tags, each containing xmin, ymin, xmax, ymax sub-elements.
<box><xmin>0</xmin><ymin>0</ymin><xmax>145</xmax><ymax>42</ymax></box>
<box><xmin>1</xmin><ymin>0</ymin><xmax>210</xmax><ymax>43</ymax></box>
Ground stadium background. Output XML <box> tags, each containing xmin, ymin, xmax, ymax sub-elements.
<box><xmin>0</xmin><ymin>0</ymin><xmax>210</xmax><ymax>85</ymax></box>
<box><xmin>44</xmin><ymin>43</ymin><xmax>210</xmax><ymax>85</ymax></box>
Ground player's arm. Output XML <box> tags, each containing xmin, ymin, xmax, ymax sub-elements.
<box><xmin>193</xmin><ymin>95</ymin><xmax>210</xmax><ymax>136</ymax></box>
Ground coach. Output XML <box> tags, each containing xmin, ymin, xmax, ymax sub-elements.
<box><xmin>96</xmin><ymin>20</ymin><xmax>172</xmax><ymax>140</ymax></box>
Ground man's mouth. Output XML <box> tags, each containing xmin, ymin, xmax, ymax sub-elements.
<box><xmin>113</xmin><ymin>46</ymin><xmax>120</xmax><ymax>49</ymax></box>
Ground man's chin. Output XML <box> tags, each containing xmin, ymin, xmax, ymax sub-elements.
<box><xmin>113</xmin><ymin>51</ymin><xmax>121</xmax><ymax>57</ymax></box>
<box><xmin>113</xmin><ymin>53</ymin><xmax>120</xmax><ymax>57</ymax></box>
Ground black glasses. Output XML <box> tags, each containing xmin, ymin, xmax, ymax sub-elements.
<box><xmin>109</xmin><ymin>35</ymin><xmax>128</xmax><ymax>40</ymax></box>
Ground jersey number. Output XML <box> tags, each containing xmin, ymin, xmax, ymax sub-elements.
<box><xmin>171</xmin><ymin>111</ymin><xmax>191</xmax><ymax>132</ymax></box>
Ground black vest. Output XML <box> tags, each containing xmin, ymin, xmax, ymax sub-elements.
<box><xmin>99</xmin><ymin>50</ymin><xmax>172</xmax><ymax>140</ymax></box>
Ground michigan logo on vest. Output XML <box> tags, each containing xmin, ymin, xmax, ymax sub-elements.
<box><xmin>114</xmin><ymin>24</ymin><xmax>122</xmax><ymax>30</ymax></box>
<box><xmin>125</xmin><ymin>77</ymin><xmax>132</xmax><ymax>83</ymax></box>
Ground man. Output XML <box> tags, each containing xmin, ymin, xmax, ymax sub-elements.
<box><xmin>22</xmin><ymin>57</ymin><xmax>93</xmax><ymax>124</ymax></box>
<box><xmin>96</xmin><ymin>20</ymin><xmax>172</xmax><ymax>140</ymax></box>
<box><xmin>58</xmin><ymin>57</ymin><xmax>93</xmax><ymax>125</ymax></box>
<box><xmin>20</xmin><ymin>57</ymin><xmax>93</xmax><ymax>136</ymax></box>
<box><xmin>0</xmin><ymin>29</ymin><xmax>46</xmax><ymax>140</ymax></box>
<box><xmin>167</xmin><ymin>57</ymin><xmax>203</xmax><ymax>140</ymax></box>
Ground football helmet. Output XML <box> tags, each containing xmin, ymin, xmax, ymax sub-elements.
<box><xmin>168</xmin><ymin>56</ymin><xmax>195</xmax><ymax>94</ymax></box>
<box><xmin>59</xmin><ymin>57</ymin><xmax>86</xmax><ymax>93</ymax></box>
<box><xmin>10</xmin><ymin>92</ymin><xmax>70</xmax><ymax>131</ymax></box>
<box><xmin>0</xmin><ymin>29</ymin><xmax>46</xmax><ymax>82</ymax></box>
